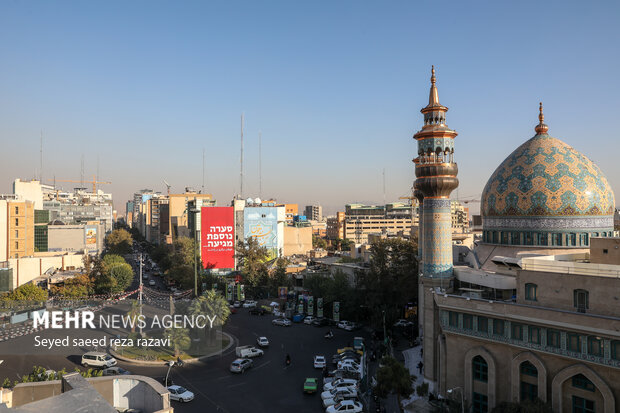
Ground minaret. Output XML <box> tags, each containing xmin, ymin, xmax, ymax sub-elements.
<box><xmin>413</xmin><ymin>66</ymin><xmax>459</xmax><ymax>394</ymax></box>
<box><xmin>414</xmin><ymin>66</ymin><xmax>459</xmax><ymax>278</ymax></box>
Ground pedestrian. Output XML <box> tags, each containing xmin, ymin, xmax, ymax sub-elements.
<box><xmin>420</xmin><ymin>347</ymin><xmax>423</xmax><ymax>357</ymax></box>
<box><xmin>417</xmin><ymin>361</ymin><xmax>423</xmax><ymax>374</ymax></box>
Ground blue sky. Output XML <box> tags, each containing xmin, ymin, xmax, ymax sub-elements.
<box><xmin>1</xmin><ymin>1</ymin><xmax>619</xmax><ymax>215</ymax></box>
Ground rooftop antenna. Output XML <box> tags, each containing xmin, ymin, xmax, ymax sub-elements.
<box><xmin>202</xmin><ymin>147</ymin><xmax>205</xmax><ymax>193</ymax></box>
<box><xmin>39</xmin><ymin>130</ymin><xmax>43</xmax><ymax>183</ymax></box>
<box><xmin>240</xmin><ymin>113</ymin><xmax>244</xmax><ymax>199</ymax></box>
<box><xmin>259</xmin><ymin>130</ymin><xmax>262</xmax><ymax>198</ymax></box>
<box><xmin>163</xmin><ymin>180</ymin><xmax>171</xmax><ymax>195</ymax></box>
<box><xmin>383</xmin><ymin>168</ymin><xmax>386</xmax><ymax>205</ymax></box>
<box><xmin>80</xmin><ymin>154</ymin><xmax>85</xmax><ymax>190</ymax></box>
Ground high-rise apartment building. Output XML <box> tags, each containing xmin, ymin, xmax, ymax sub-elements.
<box><xmin>304</xmin><ymin>205</ymin><xmax>322</xmax><ymax>221</ymax></box>
<box><xmin>0</xmin><ymin>199</ymin><xmax>35</xmax><ymax>260</ymax></box>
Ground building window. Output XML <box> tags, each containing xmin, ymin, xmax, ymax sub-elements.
<box><xmin>472</xmin><ymin>356</ymin><xmax>488</xmax><ymax>382</ymax></box>
<box><xmin>547</xmin><ymin>329</ymin><xmax>561</xmax><ymax>348</ymax></box>
<box><xmin>448</xmin><ymin>311</ymin><xmax>458</xmax><ymax>328</ymax></box>
<box><xmin>512</xmin><ymin>323</ymin><xmax>524</xmax><ymax>341</ymax></box>
<box><xmin>477</xmin><ymin>317</ymin><xmax>488</xmax><ymax>334</ymax></box>
<box><xmin>521</xmin><ymin>381</ymin><xmax>538</xmax><ymax>402</ymax></box>
<box><xmin>493</xmin><ymin>319</ymin><xmax>505</xmax><ymax>336</ymax></box>
<box><xmin>603</xmin><ymin>249</ymin><xmax>608</xmax><ymax>254</ymax></box>
<box><xmin>568</xmin><ymin>333</ymin><xmax>582</xmax><ymax>353</ymax></box>
<box><xmin>14</xmin><ymin>241</ymin><xmax>18</xmax><ymax>250</ymax></box>
<box><xmin>525</xmin><ymin>283</ymin><xmax>537</xmax><ymax>301</ymax></box>
<box><xmin>15</xmin><ymin>218</ymin><xmax>19</xmax><ymax>226</ymax></box>
<box><xmin>15</xmin><ymin>206</ymin><xmax>19</xmax><ymax>214</ymax></box>
<box><xmin>15</xmin><ymin>230</ymin><xmax>18</xmax><ymax>238</ymax></box>
<box><xmin>574</xmin><ymin>289</ymin><xmax>589</xmax><ymax>313</ymax></box>
<box><xmin>520</xmin><ymin>361</ymin><xmax>538</xmax><ymax>377</ymax></box>
<box><xmin>572</xmin><ymin>396</ymin><xmax>595</xmax><ymax>413</ymax></box>
<box><xmin>572</xmin><ymin>374</ymin><xmax>595</xmax><ymax>392</ymax></box>
<box><xmin>529</xmin><ymin>326</ymin><xmax>540</xmax><ymax>345</ymax></box>
<box><xmin>472</xmin><ymin>392</ymin><xmax>488</xmax><ymax>413</ymax></box>
<box><xmin>612</xmin><ymin>341</ymin><xmax>620</xmax><ymax>361</ymax></box>
<box><xmin>511</xmin><ymin>232</ymin><xmax>520</xmax><ymax>245</ymax></box>
<box><xmin>587</xmin><ymin>336</ymin><xmax>603</xmax><ymax>357</ymax></box>
<box><xmin>463</xmin><ymin>314</ymin><xmax>473</xmax><ymax>330</ymax></box>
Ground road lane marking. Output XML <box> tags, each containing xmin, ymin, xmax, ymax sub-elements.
<box><xmin>253</xmin><ymin>360</ymin><xmax>271</xmax><ymax>371</ymax></box>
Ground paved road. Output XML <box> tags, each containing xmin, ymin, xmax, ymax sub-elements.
<box><xmin>0</xmin><ymin>307</ymin><xmax>372</xmax><ymax>413</ymax></box>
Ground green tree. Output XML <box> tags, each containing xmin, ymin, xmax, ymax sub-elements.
<box><xmin>235</xmin><ymin>237</ymin><xmax>270</xmax><ymax>287</ymax></box>
<box><xmin>340</xmin><ymin>238</ymin><xmax>353</xmax><ymax>251</ymax></box>
<box><xmin>3</xmin><ymin>283</ymin><xmax>48</xmax><ymax>301</ymax></box>
<box><xmin>312</xmin><ymin>235</ymin><xmax>327</xmax><ymax>249</ymax></box>
<box><xmin>165</xmin><ymin>327</ymin><xmax>191</xmax><ymax>357</ymax></box>
<box><xmin>92</xmin><ymin>255</ymin><xmax>134</xmax><ymax>294</ymax></box>
<box><xmin>188</xmin><ymin>290</ymin><xmax>231</xmax><ymax>344</ymax></box>
<box><xmin>51</xmin><ymin>273</ymin><xmax>93</xmax><ymax>298</ymax></box>
<box><xmin>105</xmin><ymin>228</ymin><xmax>133</xmax><ymax>255</ymax></box>
<box><xmin>375</xmin><ymin>356</ymin><xmax>415</xmax><ymax>410</ymax></box>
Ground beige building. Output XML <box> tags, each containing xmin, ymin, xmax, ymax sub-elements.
<box><xmin>343</xmin><ymin>203</ymin><xmax>414</xmax><ymax>244</ymax></box>
<box><xmin>0</xmin><ymin>199</ymin><xmax>35</xmax><ymax>261</ymax></box>
<box><xmin>48</xmin><ymin>222</ymin><xmax>104</xmax><ymax>254</ymax></box>
<box><xmin>326</xmin><ymin>211</ymin><xmax>345</xmax><ymax>241</ymax></box>
<box><xmin>283</xmin><ymin>225</ymin><xmax>313</xmax><ymax>256</ymax></box>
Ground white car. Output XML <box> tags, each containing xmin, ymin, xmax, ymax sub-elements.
<box><xmin>321</xmin><ymin>386</ymin><xmax>358</xmax><ymax>401</ymax></box>
<box><xmin>337</xmin><ymin>360</ymin><xmax>362</xmax><ymax>371</ymax></box>
<box><xmin>314</xmin><ymin>355</ymin><xmax>326</xmax><ymax>369</ymax></box>
<box><xmin>167</xmin><ymin>385</ymin><xmax>194</xmax><ymax>402</ymax></box>
<box><xmin>149</xmin><ymin>279</ymin><xmax>156</xmax><ymax>286</ymax></box>
<box><xmin>272</xmin><ymin>318</ymin><xmax>291</xmax><ymax>327</ymax></box>
<box><xmin>326</xmin><ymin>400</ymin><xmax>363</xmax><ymax>413</ymax></box>
<box><xmin>233</xmin><ymin>301</ymin><xmax>241</xmax><ymax>308</ymax></box>
<box><xmin>323</xmin><ymin>395</ymin><xmax>359</xmax><ymax>409</ymax></box>
<box><xmin>303</xmin><ymin>316</ymin><xmax>316</xmax><ymax>325</ymax></box>
<box><xmin>393</xmin><ymin>319</ymin><xmax>414</xmax><ymax>328</ymax></box>
<box><xmin>256</xmin><ymin>336</ymin><xmax>269</xmax><ymax>347</ymax></box>
<box><xmin>324</xmin><ymin>378</ymin><xmax>359</xmax><ymax>392</ymax></box>
<box><xmin>242</xmin><ymin>300</ymin><xmax>257</xmax><ymax>308</ymax></box>
<box><xmin>337</xmin><ymin>320</ymin><xmax>354</xmax><ymax>331</ymax></box>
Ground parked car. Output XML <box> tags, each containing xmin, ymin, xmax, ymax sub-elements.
<box><xmin>323</xmin><ymin>395</ymin><xmax>360</xmax><ymax>409</ymax></box>
<box><xmin>312</xmin><ymin>317</ymin><xmax>329</xmax><ymax>327</ymax></box>
<box><xmin>303</xmin><ymin>377</ymin><xmax>318</xmax><ymax>394</ymax></box>
<box><xmin>326</xmin><ymin>400</ymin><xmax>363</xmax><ymax>413</ymax></box>
<box><xmin>337</xmin><ymin>360</ymin><xmax>361</xmax><ymax>371</ymax></box>
<box><xmin>148</xmin><ymin>279</ymin><xmax>156</xmax><ymax>286</ymax></box>
<box><xmin>313</xmin><ymin>355</ymin><xmax>326</xmax><ymax>369</ymax></box>
<box><xmin>235</xmin><ymin>345</ymin><xmax>264</xmax><ymax>358</ymax></box>
<box><xmin>393</xmin><ymin>319</ymin><xmax>414</xmax><ymax>328</ymax></box>
<box><xmin>256</xmin><ymin>336</ymin><xmax>269</xmax><ymax>347</ymax></box>
<box><xmin>249</xmin><ymin>307</ymin><xmax>266</xmax><ymax>315</ymax></box>
<box><xmin>233</xmin><ymin>301</ymin><xmax>241</xmax><ymax>308</ymax></box>
<box><xmin>324</xmin><ymin>378</ymin><xmax>358</xmax><ymax>392</ymax></box>
<box><xmin>321</xmin><ymin>386</ymin><xmax>358</xmax><ymax>401</ymax></box>
<box><xmin>242</xmin><ymin>300</ymin><xmax>257</xmax><ymax>308</ymax></box>
<box><xmin>81</xmin><ymin>352</ymin><xmax>117</xmax><ymax>368</ymax></box>
<box><xmin>292</xmin><ymin>314</ymin><xmax>304</xmax><ymax>323</ymax></box>
<box><xmin>272</xmin><ymin>318</ymin><xmax>292</xmax><ymax>327</ymax></box>
<box><xmin>102</xmin><ymin>367</ymin><xmax>131</xmax><ymax>376</ymax></box>
<box><xmin>303</xmin><ymin>316</ymin><xmax>316</xmax><ymax>325</ymax></box>
<box><xmin>167</xmin><ymin>385</ymin><xmax>194</xmax><ymax>403</ymax></box>
<box><xmin>337</xmin><ymin>321</ymin><xmax>355</xmax><ymax>331</ymax></box>
<box><xmin>229</xmin><ymin>358</ymin><xmax>253</xmax><ymax>373</ymax></box>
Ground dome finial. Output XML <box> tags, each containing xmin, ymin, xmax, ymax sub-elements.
<box><xmin>535</xmin><ymin>101</ymin><xmax>549</xmax><ymax>134</ymax></box>
<box><xmin>429</xmin><ymin>65</ymin><xmax>439</xmax><ymax>105</ymax></box>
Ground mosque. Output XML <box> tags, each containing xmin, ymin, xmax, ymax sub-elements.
<box><xmin>413</xmin><ymin>68</ymin><xmax>620</xmax><ymax>412</ymax></box>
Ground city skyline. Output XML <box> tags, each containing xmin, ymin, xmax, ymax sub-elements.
<box><xmin>1</xmin><ymin>1</ymin><xmax>619</xmax><ymax>215</ymax></box>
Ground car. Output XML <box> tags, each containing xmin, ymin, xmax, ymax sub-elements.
<box><xmin>249</xmin><ymin>307</ymin><xmax>266</xmax><ymax>315</ymax></box>
<box><xmin>148</xmin><ymin>279</ymin><xmax>156</xmax><ymax>286</ymax></box>
<box><xmin>323</xmin><ymin>395</ymin><xmax>360</xmax><ymax>409</ymax></box>
<box><xmin>81</xmin><ymin>352</ymin><xmax>117</xmax><ymax>368</ymax></box>
<box><xmin>303</xmin><ymin>316</ymin><xmax>316</xmax><ymax>325</ymax></box>
<box><xmin>167</xmin><ymin>385</ymin><xmax>194</xmax><ymax>402</ymax></box>
<box><xmin>337</xmin><ymin>347</ymin><xmax>363</xmax><ymax>356</ymax></box>
<box><xmin>102</xmin><ymin>367</ymin><xmax>131</xmax><ymax>376</ymax></box>
<box><xmin>233</xmin><ymin>301</ymin><xmax>241</xmax><ymax>308</ymax></box>
<box><xmin>314</xmin><ymin>355</ymin><xmax>326</xmax><ymax>369</ymax></box>
<box><xmin>272</xmin><ymin>318</ymin><xmax>292</xmax><ymax>327</ymax></box>
<box><xmin>337</xmin><ymin>360</ymin><xmax>361</xmax><ymax>371</ymax></box>
<box><xmin>337</xmin><ymin>365</ymin><xmax>362</xmax><ymax>377</ymax></box>
<box><xmin>292</xmin><ymin>314</ymin><xmax>304</xmax><ymax>323</ymax></box>
<box><xmin>393</xmin><ymin>319</ymin><xmax>414</xmax><ymax>328</ymax></box>
<box><xmin>312</xmin><ymin>317</ymin><xmax>329</xmax><ymax>327</ymax></box>
<box><xmin>326</xmin><ymin>400</ymin><xmax>363</xmax><ymax>413</ymax></box>
<box><xmin>256</xmin><ymin>336</ymin><xmax>269</xmax><ymax>347</ymax></box>
<box><xmin>321</xmin><ymin>386</ymin><xmax>358</xmax><ymax>401</ymax></box>
<box><xmin>229</xmin><ymin>358</ymin><xmax>253</xmax><ymax>373</ymax></box>
<box><xmin>324</xmin><ymin>378</ymin><xmax>358</xmax><ymax>392</ymax></box>
<box><xmin>303</xmin><ymin>377</ymin><xmax>318</xmax><ymax>394</ymax></box>
<box><xmin>242</xmin><ymin>300</ymin><xmax>257</xmax><ymax>308</ymax></box>
<box><xmin>337</xmin><ymin>320</ymin><xmax>355</xmax><ymax>331</ymax></box>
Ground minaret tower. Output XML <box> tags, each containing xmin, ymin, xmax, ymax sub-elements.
<box><xmin>414</xmin><ymin>66</ymin><xmax>459</xmax><ymax>393</ymax></box>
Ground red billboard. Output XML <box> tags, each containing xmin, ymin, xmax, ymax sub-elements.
<box><xmin>201</xmin><ymin>207</ymin><xmax>235</xmax><ymax>269</ymax></box>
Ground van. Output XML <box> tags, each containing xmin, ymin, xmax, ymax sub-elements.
<box><xmin>81</xmin><ymin>352</ymin><xmax>117</xmax><ymax>368</ymax></box>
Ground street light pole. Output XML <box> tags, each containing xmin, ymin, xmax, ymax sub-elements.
<box><xmin>139</xmin><ymin>253</ymin><xmax>143</xmax><ymax>336</ymax></box>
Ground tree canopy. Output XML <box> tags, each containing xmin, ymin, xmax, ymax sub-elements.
<box><xmin>105</xmin><ymin>229</ymin><xmax>133</xmax><ymax>255</ymax></box>
<box><xmin>3</xmin><ymin>283</ymin><xmax>48</xmax><ymax>301</ymax></box>
<box><xmin>374</xmin><ymin>356</ymin><xmax>415</xmax><ymax>406</ymax></box>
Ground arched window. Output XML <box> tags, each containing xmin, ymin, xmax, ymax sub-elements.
<box><xmin>572</xmin><ymin>374</ymin><xmax>595</xmax><ymax>392</ymax></box>
<box><xmin>520</xmin><ymin>361</ymin><xmax>538</xmax><ymax>377</ymax></box>
<box><xmin>473</xmin><ymin>355</ymin><xmax>488</xmax><ymax>382</ymax></box>
<box><xmin>574</xmin><ymin>289</ymin><xmax>589</xmax><ymax>313</ymax></box>
<box><xmin>520</xmin><ymin>361</ymin><xmax>538</xmax><ymax>402</ymax></box>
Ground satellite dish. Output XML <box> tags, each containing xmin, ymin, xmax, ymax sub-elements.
<box><xmin>254</xmin><ymin>197</ymin><xmax>262</xmax><ymax>205</ymax></box>
<box><xmin>246</xmin><ymin>198</ymin><xmax>254</xmax><ymax>205</ymax></box>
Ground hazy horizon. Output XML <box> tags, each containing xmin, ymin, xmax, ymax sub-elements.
<box><xmin>2</xmin><ymin>1</ymin><xmax>619</xmax><ymax>217</ymax></box>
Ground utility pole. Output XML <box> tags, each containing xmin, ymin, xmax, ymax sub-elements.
<box><xmin>202</xmin><ymin>147</ymin><xmax>205</xmax><ymax>193</ymax></box>
<box><xmin>240</xmin><ymin>113</ymin><xmax>244</xmax><ymax>199</ymax></box>
<box><xmin>40</xmin><ymin>130</ymin><xmax>43</xmax><ymax>183</ymax></box>
<box><xmin>194</xmin><ymin>212</ymin><xmax>198</xmax><ymax>298</ymax></box>
<box><xmin>258</xmin><ymin>131</ymin><xmax>262</xmax><ymax>198</ymax></box>
<box><xmin>383</xmin><ymin>168</ymin><xmax>386</xmax><ymax>206</ymax></box>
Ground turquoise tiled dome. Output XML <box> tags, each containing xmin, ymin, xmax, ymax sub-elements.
<box><xmin>481</xmin><ymin>132</ymin><xmax>614</xmax><ymax>247</ymax></box>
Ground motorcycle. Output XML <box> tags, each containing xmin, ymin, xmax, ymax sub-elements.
<box><xmin>285</xmin><ymin>354</ymin><xmax>291</xmax><ymax>366</ymax></box>
<box><xmin>324</xmin><ymin>331</ymin><xmax>334</xmax><ymax>339</ymax></box>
